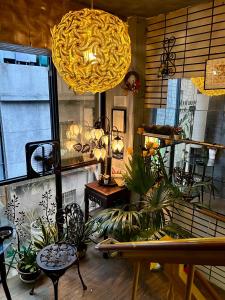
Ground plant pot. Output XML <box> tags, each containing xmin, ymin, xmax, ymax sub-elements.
<box><xmin>17</xmin><ymin>267</ymin><xmax>41</xmax><ymax>283</ymax></box>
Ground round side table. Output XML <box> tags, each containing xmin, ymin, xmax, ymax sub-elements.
<box><xmin>36</xmin><ymin>243</ymin><xmax>77</xmax><ymax>300</ymax></box>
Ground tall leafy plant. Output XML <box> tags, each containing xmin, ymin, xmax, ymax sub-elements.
<box><xmin>88</xmin><ymin>180</ymin><xmax>187</xmax><ymax>242</ymax></box>
<box><xmin>123</xmin><ymin>153</ymin><xmax>157</xmax><ymax>196</ymax></box>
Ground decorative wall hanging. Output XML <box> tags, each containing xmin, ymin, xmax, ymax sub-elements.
<box><xmin>158</xmin><ymin>36</ymin><xmax>176</xmax><ymax>78</ymax></box>
<box><xmin>26</xmin><ymin>140</ymin><xmax>60</xmax><ymax>178</ymax></box>
<box><xmin>191</xmin><ymin>77</ymin><xmax>225</xmax><ymax>96</ymax></box>
<box><xmin>51</xmin><ymin>8</ymin><xmax>131</xmax><ymax>94</ymax></box>
<box><xmin>205</xmin><ymin>58</ymin><xmax>225</xmax><ymax>90</ymax></box>
<box><xmin>122</xmin><ymin>71</ymin><xmax>141</xmax><ymax>95</ymax></box>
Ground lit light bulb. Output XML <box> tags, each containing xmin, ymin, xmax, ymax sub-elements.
<box><xmin>84</xmin><ymin>51</ymin><xmax>97</xmax><ymax>64</ymax></box>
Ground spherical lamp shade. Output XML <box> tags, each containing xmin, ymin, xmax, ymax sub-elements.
<box><xmin>51</xmin><ymin>9</ymin><xmax>131</xmax><ymax>94</ymax></box>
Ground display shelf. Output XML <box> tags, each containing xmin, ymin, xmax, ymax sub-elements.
<box><xmin>139</xmin><ymin>133</ymin><xmax>225</xmax><ymax>150</ymax></box>
<box><xmin>142</xmin><ymin>132</ymin><xmax>171</xmax><ymax>139</ymax></box>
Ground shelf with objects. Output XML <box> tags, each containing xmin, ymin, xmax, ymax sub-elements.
<box><xmin>137</xmin><ymin>126</ymin><xmax>225</xmax><ymax>208</ymax></box>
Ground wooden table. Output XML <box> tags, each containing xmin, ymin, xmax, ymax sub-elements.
<box><xmin>84</xmin><ymin>181</ymin><xmax>130</xmax><ymax>222</ymax></box>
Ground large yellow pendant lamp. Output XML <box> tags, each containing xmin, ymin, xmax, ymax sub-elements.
<box><xmin>51</xmin><ymin>8</ymin><xmax>131</xmax><ymax>94</ymax></box>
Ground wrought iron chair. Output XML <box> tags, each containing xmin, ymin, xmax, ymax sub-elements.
<box><xmin>173</xmin><ymin>167</ymin><xmax>201</xmax><ymax>203</ymax></box>
<box><xmin>191</xmin><ymin>159</ymin><xmax>215</xmax><ymax>207</ymax></box>
<box><xmin>57</xmin><ymin>202</ymin><xmax>87</xmax><ymax>290</ymax></box>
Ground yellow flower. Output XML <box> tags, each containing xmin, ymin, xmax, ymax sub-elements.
<box><xmin>146</xmin><ymin>141</ymin><xmax>153</xmax><ymax>149</ymax></box>
<box><xmin>152</xmin><ymin>142</ymin><xmax>159</xmax><ymax>149</ymax></box>
<box><xmin>149</xmin><ymin>149</ymin><xmax>156</xmax><ymax>156</ymax></box>
<box><xmin>142</xmin><ymin>150</ymin><xmax>148</xmax><ymax>157</ymax></box>
<box><xmin>127</xmin><ymin>147</ymin><xmax>133</xmax><ymax>155</ymax></box>
<box><xmin>137</xmin><ymin>127</ymin><xmax>144</xmax><ymax>134</ymax></box>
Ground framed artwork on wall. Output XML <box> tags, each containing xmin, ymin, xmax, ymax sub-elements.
<box><xmin>205</xmin><ymin>58</ymin><xmax>225</xmax><ymax>90</ymax></box>
<box><xmin>112</xmin><ymin>108</ymin><xmax>126</xmax><ymax>133</ymax></box>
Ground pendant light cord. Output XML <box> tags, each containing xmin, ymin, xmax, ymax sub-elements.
<box><xmin>91</xmin><ymin>0</ymin><xmax>94</xmax><ymax>9</ymax></box>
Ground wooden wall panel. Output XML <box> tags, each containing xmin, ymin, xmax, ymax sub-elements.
<box><xmin>145</xmin><ymin>0</ymin><xmax>225</xmax><ymax>108</ymax></box>
<box><xmin>0</xmin><ymin>0</ymin><xmax>84</xmax><ymax>49</ymax></box>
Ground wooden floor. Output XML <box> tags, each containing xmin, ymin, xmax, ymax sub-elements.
<box><xmin>0</xmin><ymin>246</ymin><xmax>183</xmax><ymax>300</ymax></box>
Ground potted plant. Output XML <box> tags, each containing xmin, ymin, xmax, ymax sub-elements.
<box><xmin>33</xmin><ymin>220</ymin><xmax>58</xmax><ymax>250</ymax></box>
<box><xmin>16</xmin><ymin>245</ymin><xmax>40</xmax><ymax>283</ymax></box>
<box><xmin>87</xmin><ymin>150</ymin><xmax>190</xmax><ymax>242</ymax></box>
<box><xmin>173</xmin><ymin>127</ymin><xmax>183</xmax><ymax>140</ymax></box>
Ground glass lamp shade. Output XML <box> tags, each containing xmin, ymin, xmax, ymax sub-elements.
<box><xmin>91</xmin><ymin>128</ymin><xmax>104</xmax><ymax>140</ymax></box>
<box><xmin>84</xmin><ymin>130</ymin><xmax>92</xmax><ymax>141</ymax></box>
<box><xmin>93</xmin><ymin>147</ymin><xmax>106</xmax><ymax>161</ymax></box>
<box><xmin>51</xmin><ymin>8</ymin><xmax>131</xmax><ymax>94</ymax></box>
<box><xmin>70</xmin><ymin>124</ymin><xmax>82</xmax><ymax>136</ymax></box>
<box><xmin>66</xmin><ymin>124</ymin><xmax>82</xmax><ymax>139</ymax></box>
<box><xmin>112</xmin><ymin>137</ymin><xmax>124</xmax><ymax>152</ymax></box>
<box><xmin>100</xmin><ymin>148</ymin><xmax>107</xmax><ymax>160</ymax></box>
<box><xmin>101</xmin><ymin>134</ymin><xmax>109</xmax><ymax>146</ymax></box>
<box><xmin>65</xmin><ymin>140</ymin><xmax>74</xmax><ymax>151</ymax></box>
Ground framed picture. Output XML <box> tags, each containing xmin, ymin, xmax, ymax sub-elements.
<box><xmin>205</xmin><ymin>58</ymin><xmax>225</xmax><ymax>90</ymax></box>
<box><xmin>112</xmin><ymin>108</ymin><xmax>126</xmax><ymax>133</ymax></box>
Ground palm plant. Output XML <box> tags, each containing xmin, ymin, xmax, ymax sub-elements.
<box><xmin>123</xmin><ymin>152</ymin><xmax>157</xmax><ymax>196</ymax></box>
<box><xmin>88</xmin><ymin>180</ymin><xmax>188</xmax><ymax>242</ymax></box>
<box><xmin>87</xmin><ymin>205</ymin><xmax>142</xmax><ymax>242</ymax></box>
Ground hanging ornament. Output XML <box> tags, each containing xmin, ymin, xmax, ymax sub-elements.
<box><xmin>122</xmin><ymin>71</ymin><xmax>141</xmax><ymax>94</ymax></box>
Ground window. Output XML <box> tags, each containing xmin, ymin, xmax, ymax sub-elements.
<box><xmin>155</xmin><ymin>79</ymin><xmax>180</xmax><ymax>126</ymax></box>
<box><xmin>62</xmin><ymin>189</ymin><xmax>76</xmax><ymax>207</ymax></box>
<box><xmin>0</xmin><ymin>46</ymin><xmax>52</xmax><ymax>180</ymax></box>
<box><xmin>57</xmin><ymin>74</ymin><xmax>99</xmax><ymax>168</ymax></box>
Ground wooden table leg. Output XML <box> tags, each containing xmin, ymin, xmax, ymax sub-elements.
<box><xmin>131</xmin><ymin>261</ymin><xmax>141</xmax><ymax>300</ymax></box>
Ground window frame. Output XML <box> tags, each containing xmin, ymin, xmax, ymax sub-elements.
<box><xmin>0</xmin><ymin>42</ymin><xmax>102</xmax><ymax>186</ymax></box>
